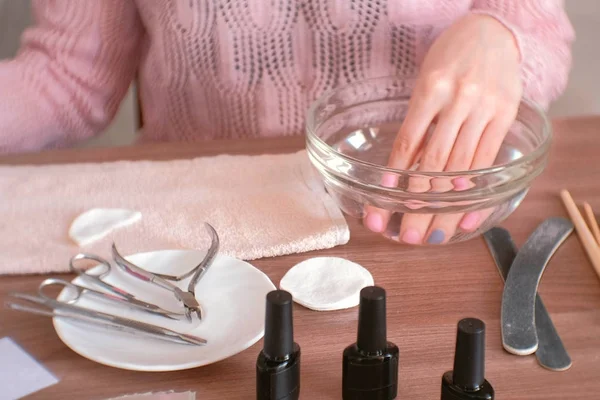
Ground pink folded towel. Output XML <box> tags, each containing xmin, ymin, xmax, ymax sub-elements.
<box><xmin>0</xmin><ymin>151</ymin><xmax>349</xmax><ymax>275</ymax></box>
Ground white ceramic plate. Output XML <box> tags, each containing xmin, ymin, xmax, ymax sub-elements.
<box><xmin>53</xmin><ymin>249</ymin><xmax>275</xmax><ymax>371</ymax></box>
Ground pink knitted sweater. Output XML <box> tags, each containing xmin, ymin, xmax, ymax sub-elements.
<box><xmin>0</xmin><ymin>0</ymin><xmax>574</xmax><ymax>153</ymax></box>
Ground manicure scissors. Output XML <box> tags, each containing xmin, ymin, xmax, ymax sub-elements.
<box><xmin>38</xmin><ymin>277</ymin><xmax>185</xmax><ymax>320</ymax></box>
<box><xmin>69</xmin><ymin>253</ymin><xmax>135</xmax><ymax>299</ymax></box>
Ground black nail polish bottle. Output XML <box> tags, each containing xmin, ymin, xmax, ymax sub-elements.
<box><xmin>256</xmin><ymin>290</ymin><xmax>300</xmax><ymax>400</ymax></box>
<box><xmin>441</xmin><ymin>318</ymin><xmax>494</xmax><ymax>400</ymax></box>
<box><xmin>342</xmin><ymin>286</ymin><xmax>399</xmax><ymax>400</ymax></box>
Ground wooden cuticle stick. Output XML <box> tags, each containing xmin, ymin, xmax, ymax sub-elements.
<box><xmin>583</xmin><ymin>202</ymin><xmax>600</xmax><ymax>246</ymax></box>
<box><xmin>559</xmin><ymin>190</ymin><xmax>600</xmax><ymax>280</ymax></box>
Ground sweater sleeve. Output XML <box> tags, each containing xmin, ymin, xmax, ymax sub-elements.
<box><xmin>0</xmin><ymin>0</ymin><xmax>143</xmax><ymax>153</ymax></box>
<box><xmin>470</xmin><ymin>0</ymin><xmax>575</xmax><ymax>109</ymax></box>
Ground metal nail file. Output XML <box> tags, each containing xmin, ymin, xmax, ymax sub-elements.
<box><xmin>484</xmin><ymin>227</ymin><xmax>572</xmax><ymax>371</ymax></box>
<box><xmin>499</xmin><ymin>217</ymin><xmax>574</xmax><ymax>356</ymax></box>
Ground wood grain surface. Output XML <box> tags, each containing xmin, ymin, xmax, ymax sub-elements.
<box><xmin>1</xmin><ymin>117</ymin><xmax>600</xmax><ymax>400</ymax></box>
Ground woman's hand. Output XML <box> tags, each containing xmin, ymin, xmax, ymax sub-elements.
<box><xmin>365</xmin><ymin>13</ymin><xmax>523</xmax><ymax>244</ymax></box>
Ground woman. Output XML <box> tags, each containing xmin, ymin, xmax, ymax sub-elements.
<box><xmin>0</xmin><ymin>0</ymin><xmax>574</xmax><ymax>243</ymax></box>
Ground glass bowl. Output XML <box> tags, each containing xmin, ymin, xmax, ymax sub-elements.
<box><xmin>305</xmin><ymin>76</ymin><xmax>551</xmax><ymax>245</ymax></box>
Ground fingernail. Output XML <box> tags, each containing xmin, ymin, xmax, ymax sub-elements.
<box><xmin>401</xmin><ymin>228</ymin><xmax>422</xmax><ymax>244</ymax></box>
<box><xmin>460</xmin><ymin>212</ymin><xmax>480</xmax><ymax>231</ymax></box>
<box><xmin>381</xmin><ymin>173</ymin><xmax>397</xmax><ymax>188</ymax></box>
<box><xmin>427</xmin><ymin>229</ymin><xmax>445</xmax><ymax>244</ymax></box>
<box><xmin>453</xmin><ymin>178</ymin><xmax>470</xmax><ymax>191</ymax></box>
<box><xmin>365</xmin><ymin>213</ymin><xmax>385</xmax><ymax>233</ymax></box>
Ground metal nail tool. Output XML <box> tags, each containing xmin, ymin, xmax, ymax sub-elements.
<box><xmin>498</xmin><ymin>217</ymin><xmax>574</xmax><ymax>357</ymax></box>
<box><xmin>111</xmin><ymin>244</ymin><xmax>201</xmax><ymax>321</ymax></box>
<box><xmin>5</xmin><ymin>292</ymin><xmax>207</xmax><ymax>346</ymax></box>
<box><xmin>70</xmin><ymin>253</ymin><xmax>136</xmax><ymax>300</ymax></box>
<box><xmin>38</xmin><ymin>278</ymin><xmax>185</xmax><ymax>321</ymax></box>
<box><xmin>153</xmin><ymin>223</ymin><xmax>220</xmax><ymax>283</ymax></box>
<box><xmin>184</xmin><ymin>223</ymin><xmax>220</xmax><ymax>320</ymax></box>
<box><xmin>484</xmin><ymin>227</ymin><xmax>572</xmax><ymax>371</ymax></box>
<box><xmin>112</xmin><ymin>222</ymin><xmax>220</xmax><ymax>321</ymax></box>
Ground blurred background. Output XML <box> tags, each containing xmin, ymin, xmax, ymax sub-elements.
<box><xmin>1</xmin><ymin>0</ymin><xmax>598</xmax><ymax>149</ymax></box>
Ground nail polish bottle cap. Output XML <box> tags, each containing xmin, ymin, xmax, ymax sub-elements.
<box><xmin>263</xmin><ymin>290</ymin><xmax>294</xmax><ymax>360</ymax></box>
<box><xmin>452</xmin><ymin>318</ymin><xmax>486</xmax><ymax>390</ymax></box>
<box><xmin>257</xmin><ymin>290</ymin><xmax>300</xmax><ymax>400</ymax></box>
<box><xmin>343</xmin><ymin>286</ymin><xmax>399</xmax><ymax>399</ymax></box>
<box><xmin>357</xmin><ymin>286</ymin><xmax>387</xmax><ymax>353</ymax></box>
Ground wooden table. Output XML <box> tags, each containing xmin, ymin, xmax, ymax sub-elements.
<box><xmin>1</xmin><ymin>117</ymin><xmax>600</xmax><ymax>400</ymax></box>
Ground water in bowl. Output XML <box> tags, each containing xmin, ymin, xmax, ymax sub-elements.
<box><xmin>316</xmin><ymin>122</ymin><xmax>530</xmax><ymax>244</ymax></box>
<box><xmin>325</xmin><ymin>122</ymin><xmax>524</xmax><ymax>169</ymax></box>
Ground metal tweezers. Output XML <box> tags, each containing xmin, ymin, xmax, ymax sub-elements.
<box><xmin>38</xmin><ymin>277</ymin><xmax>185</xmax><ymax>321</ymax></box>
<box><xmin>5</xmin><ymin>292</ymin><xmax>207</xmax><ymax>346</ymax></box>
<box><xmin>112</xmin><ymin>222</ymin><xmax>220</xmax><ymax>321</ymax></box>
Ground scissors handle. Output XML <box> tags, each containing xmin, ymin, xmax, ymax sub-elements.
<box><xmin>69</xmin><ymin>253</ymin><xmax>111</xmax><ymax>277</ymax></box>
<box><xmin>39</xmin><ymin>277</ymin><xmax>123</xmax><ymax>304</ymax></box>
<box><xmin>38</xmin><ymin>278</ymin><xmax>84</xmax><ymax>304</ymax></box>
<box><xmin>39</xmin><ymin>277</ymin><xmax>185</xmax><ymax>320</ymax></box>
<box><xmin>69</xmin><ymin>253</ymin><xmax>134</xmax><ymax>299</ymax></box>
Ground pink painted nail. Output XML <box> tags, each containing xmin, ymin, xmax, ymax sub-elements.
<box><xmin>381</xmin><ymin>173</ymin><xmax>398</xmax><ymax>188</ymax></box>
<box><xmin>460</xmin><ymin>212</ymin><xmax>480</xmax><ymax>231</ymax></box>
<box><xmin>401</xmin><ymin>228</ymin><xmax>422</xmax><ymax>244</ymax></box>
<box><xmin>453</xmin><ymin>177</ymin><xmax>470</xmax><ymax>191</ymax></box>
<box><xmin>365</xmin><ymin>213</ymin><xmax>385</xmax><ymax>233</ymax></box>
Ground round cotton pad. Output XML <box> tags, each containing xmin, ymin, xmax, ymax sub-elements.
<box><xmin>279</xmin><ymin>257</ymin><xmax>374</xmax><ymax>311</ymax></box>
<box><xmin>69</xmin><ymin>208</ymin><xmax>142</xmax><ymax>247</ymax></box>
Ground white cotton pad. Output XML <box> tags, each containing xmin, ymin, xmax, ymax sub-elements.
<box><xmin>69</xmin><ymin>208</ymin><xmax>142</xmax><ymax>246</ymax></box>
<box><xmin>279</xmin><ymin>257</ymin><xmax>374</xmax><ymax>311</ymax></box>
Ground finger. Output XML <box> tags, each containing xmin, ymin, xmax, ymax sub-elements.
<box><xmin>408</xmin><ymin>86</ymin><xmax>479</xmax><ymax>193</ymax></box>
<box><xmin>425</xmin><ymin>213</ymin><xmax>465</xmax><ymax>244</ymax></box>
<box><xmin>431</xmin><ymin>113</ymin><xmax>486</xmax><ymax>193</ymax></box>
<box><xmin>445</xmin><ymin>107</ymin><xmax>495</xmax><ymax>172</ymax></box>
<box><xmin>387</xmin><ymin>86</ymin><xmax>448</xmax><ymax>170</ymax></box>
<box><xmin>430</xmin><ymin>115</ymin><xmax>486</xmax><ymax>193</ymax></box>
<box><xmin>451</xmin><ymin>177</ymin><xmax>476</xmax><ymax>192</ymax></box>
<box><xmin>400</xmin><ymin>87</ymin><xmax>477</xmax><ymax>243</ymax></box>
<box><xmin>426</xmin><ymin>110</ymin><xmax>494</xmax><ymax>242</ymax></box>
<box><xmin>444</xmin><ymin>114</ymin><xmax>493</xmax><ymax>193</ymax></box>
<box><xmin>363</xmin><ymin>148</ymin><xmax>427</xmax><ymax>233</ymax></box>
<box><xmin>469</xmin><ymin>99</ymin><xmax>518</xmax><ymax>235</ymax></box>
<box><xmin>470</xmin><ymin>105</ymin><xmax>518</xmax><ymax>170</ymax></box>
<box><xmin>430</xmin><ymin>176</ymin><xmax>456</xmax><ymax>194</ymax></box>
<box><xmin>364</xmin><ymin>93</ymin><xmax>440</xmax><ymax>232</ymax></box>
<box><xmin>460</xmin><ymin>207</ymin><xmax>496</xmax><ymax>232</ymax></box>
<box><xmin>399</xmin><ymin>213</ymin><xmax>434</xmax><ymax>244</ymax></box>
<box><xmin>363</xmin><ymin>161</ymin><xmax>416</xmax><ymax>233</ymax></box>
<box><xmin>455</xmin><ymin>109</ymin><xmax>517</xmax><ymax>234</ymax></box>
<box><xmin>363</xmin><ymin>173</ymin><xmax>400</xmax><ymax>233</ymax></box>
<box><xmin>399</xmin><ymin>107</ymin><xmax>463</xmax><ymax>242</ymax></box>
